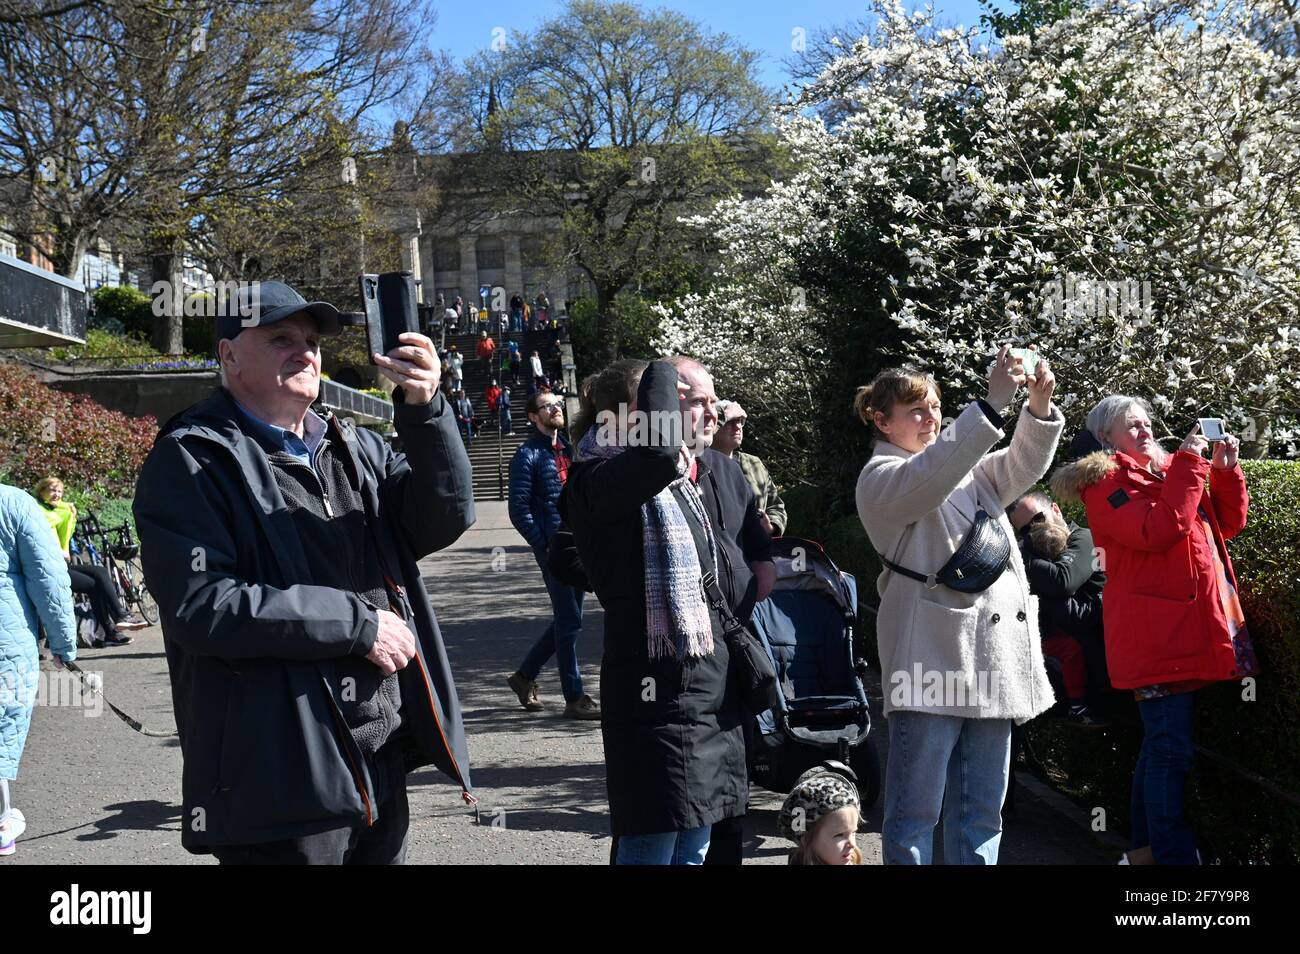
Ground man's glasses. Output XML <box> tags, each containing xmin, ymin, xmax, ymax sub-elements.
<box><xmin>1017</xmin><ymin>511</ymin><xmax>1048</xmax><ymax>537</ymax></box>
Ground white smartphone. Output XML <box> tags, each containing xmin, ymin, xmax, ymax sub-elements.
<box><xmin>1198</xmin><ymin>418</ymin><xmax>1227</xmax><ymax>442</ymax></box>
<box><xmin>1008</xmin><ymin>347</ymin><xmax>1041</xmax><ymax>373</ymax></box>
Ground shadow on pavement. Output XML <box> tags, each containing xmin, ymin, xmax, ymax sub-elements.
<box><xmin>74</xmin><ymin>800</ymin><xmax>183</xmax><ymax>841</ymax></box>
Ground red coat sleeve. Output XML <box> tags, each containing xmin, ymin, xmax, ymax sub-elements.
<box><xmin>1083</xmin><ymin>451</ymin><xmax>1209</xmax><ymax>553</ymax></box>
<box><xmin>1208</xmin><ymin>463</ymin><xmax>1249</xmax><ymax>540</ymax></box>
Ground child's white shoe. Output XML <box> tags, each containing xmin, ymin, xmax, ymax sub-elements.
<box><xmin>0</xmin><ymin>809</ymin><xmax>27</xmax><ymax>857</ymax></box>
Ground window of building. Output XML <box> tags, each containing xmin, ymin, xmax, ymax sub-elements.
<box><xmin>475</xmin><ymin>236</ymin><xmax>505</xmax><ymax>270</ymax></box>
<box><xmin>434</xmin><ymin>241</ymin><xmax>460</xmax><ymax>272</ymax></box>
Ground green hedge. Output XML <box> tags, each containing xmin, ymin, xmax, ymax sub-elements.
<box><xmin>812</xmin><ymin>459</ymin><xmax>1300</xmax><ymax>863</ymax></box>
<box><xmin>782</xmin><ymin>483</ymin><xmax>827</xmax><ymax>540</ymax></box>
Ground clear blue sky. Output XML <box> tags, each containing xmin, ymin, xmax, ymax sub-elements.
<box><xmin>428</xmin><ymin>1</ymin><xmax>994</xmax><ymax>92</ymax></box>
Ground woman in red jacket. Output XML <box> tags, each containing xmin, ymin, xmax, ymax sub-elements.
<box><xmin>1051</xmin><ymin>396</ymin><xmax>1257</xmax><ymax>864</ymax></box>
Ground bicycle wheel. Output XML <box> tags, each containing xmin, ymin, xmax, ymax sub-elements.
<box><xmin>124</xmin><ymin>557</ymin><xmax>159</xmax><ymax>625</ymax></box>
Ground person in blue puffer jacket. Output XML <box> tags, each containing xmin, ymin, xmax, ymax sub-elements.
<box><xmin>505</xmin><ymin>392</ymin><xmax>599</xmax><ymax>720</ymax></box>
<box><xmin>1</xmin><ymin>481</ymin><xmax>77</xmax><ymax>857</ymax></box>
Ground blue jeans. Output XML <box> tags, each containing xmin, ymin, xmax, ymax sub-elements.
<box><xmin>518</xmin><ymin>553</ymin><xmax>585</xmax><ymax>702</ymax></box>
<box><xmin>883</xmin><ymin>710</ymin><xmax>1012</xmax><ymax>864</ymax></box>
<box><xmin>616</xmin><ymin>826</ymin><xmax>711</xmax><ymax>865</ymax></box>
<box><xmin>1131</xmin><ymin>691</ymin><xmax>1198</xmax><ymax>863</ymax></box>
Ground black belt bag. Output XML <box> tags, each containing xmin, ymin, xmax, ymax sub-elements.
<box><xmin>880</xmin><ymin>508</ymin><xmax>1011</xmax><ymax>594</ymax></box>
<box><xmin>701</xmin><ymin>570</ymin><xmax>782</xmax><ymax>714</ymax></box>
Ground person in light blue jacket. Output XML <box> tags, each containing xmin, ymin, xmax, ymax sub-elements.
<box><xmin>0</xmin><ymin>482</ymin><xmax>77</xmax><ymax>856</ymax></box>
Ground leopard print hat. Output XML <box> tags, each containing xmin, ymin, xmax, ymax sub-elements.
<box><xmin>778</xmin><ymin>763</ymin><xmax>860</xmax><ymax>844</ymax></box>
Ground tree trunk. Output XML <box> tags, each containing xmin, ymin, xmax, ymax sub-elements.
<box><xmin>594</xmin><ymin>282</ymin><xmax>621</xmax><ymax>368</ymax></box>
<box><xmin>1240</xmin><ymin>409</ymin><xmax>1273</xmax><ymax>460</ymax></box>
<box><xmin>150</xmin><ymin>238</ymin><xmax>185</xmax><ymax>354</ymax></box>
<box><xmin>52</xmin><ymin>223</ymin><xmax>89</xmax><ymax>281</ymax></box>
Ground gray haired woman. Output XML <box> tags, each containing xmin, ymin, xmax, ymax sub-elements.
<box><xmin>1050</xmin><ymin>395</ymin><xmax>1253</xmax><ymax>864</ymax></box>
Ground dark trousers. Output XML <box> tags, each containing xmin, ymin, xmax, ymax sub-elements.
<box><xmin>212</xmin><ymin>745</ymin><xmax>410</xmax><ymax>865</ymax></box>
<box><xmin>704</xmin><ymin>816</ymin><xmax>744</xmax><ymax>865</ymax></box>
<box><xmin>704</xmin><ymin>714</ymin><xmax>754</xmax><ymax>864</ymax></box>
<box><xmin>68</xmin><ymin>564</ymin><xmax>125</xmax><ymax>634</ymax></box>
<box><xmin>1131</xmin><ymin>691</ymin><xmax>1198</xmax><ymax>863</ymax></box>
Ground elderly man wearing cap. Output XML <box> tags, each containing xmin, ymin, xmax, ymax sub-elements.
<box><xmin>712</xmin><ymin>401</ymin><xmax>787</xmax><ymax>537</ymax></box>
<box><xmin>134</xmin><ymin>280</ymin><xmax>475</xmax><ymax>864</ymax></box>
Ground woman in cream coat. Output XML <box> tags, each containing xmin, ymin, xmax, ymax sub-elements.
<box><xmin>855</xmin><ymin>347</ymin><xmax>1064</xmax><ymax>864</ymax></box>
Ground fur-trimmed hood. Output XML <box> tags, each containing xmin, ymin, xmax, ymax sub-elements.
<box><xmin>1049</xmin><ymin>450</ymin><xmax>1118</xmax><ymax>503</ymax></box>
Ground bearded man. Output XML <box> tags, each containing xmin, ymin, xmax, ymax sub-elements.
<box><xmin>1008</xmin><ymin>491</ymin><xmax>1110</xmax><ymax>727</ymax></box>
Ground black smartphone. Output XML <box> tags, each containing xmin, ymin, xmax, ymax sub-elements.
<box><xmin>359</xmin><ymin>272</ymin><xmax>420</xmax><ymax>364</ymax></box>
<box><xmin>359</xmin><ymin>274</ymin><xmax>384</xmax><ymax>364</ymax></box>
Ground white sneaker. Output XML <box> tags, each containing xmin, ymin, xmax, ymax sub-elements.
<box><xmin>0</xmin><ymin>808</ymin><xmax>26</xmax><ymax>856</ymax></box>
<box><xmin>1118</xmin><ymin>852</ymin><xmax>1130</xmax><ymax>864</ymax></box>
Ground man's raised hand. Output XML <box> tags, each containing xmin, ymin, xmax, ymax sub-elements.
<box><xmin>374</xmin><ymin>332</ymin><xmax>440</xmax><ymax>405</ymax></box>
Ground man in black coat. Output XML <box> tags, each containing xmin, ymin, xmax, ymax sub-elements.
<box><xmin>561</xmin><ymin>357</ymin><xmax>773</xmax><ymax>864</ymax></box>
<box><xmin>134</xmin><ymin>281</ymin><xmax>475</xmax><ymax>864</ymax></box>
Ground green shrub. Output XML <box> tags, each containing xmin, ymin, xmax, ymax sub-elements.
<box><xmin>91</xmin><ymin>285</ymin><xmax>153</xmax><ymax>338</ymax></box>
<box><xmin>183</xmin><ymin>315</ymin><xmax>216</xmax><ymax>355</ymax></box>
<box><xmin>63</xmin><ymin>490</ymin><xmax>138</xmax><ymax>541</ymax></box>
<box><xmin>322</xmin><ymin>327</ymin><xmax>375</xmax><ymax>381</ymax></box>
<box><xmin>1190</xmin><ymin>459</ymin><xmax>1300</xmax><ymax>862</ymax></box>
<box><xmin>566</xmin><ymin>297</ymin><xmax>601</xmax><ymax>371</ymax></box>
<box><xmin>782</xmin><ymin>483</ymin><xmax>827</xmax><ymax>540</ymax></box>
<box><xmin>49</xmin><ymin>328</ymin><xmax>159</xmax><ymax>362</ymax></box>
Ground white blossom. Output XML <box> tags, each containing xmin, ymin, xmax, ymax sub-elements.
<box><xmin>655</xmin><ymin>0</ymin><xmax>1300</xmax><ymax>454</ymax></box>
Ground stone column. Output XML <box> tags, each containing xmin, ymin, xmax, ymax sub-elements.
<box><xmin>504</xmin><ymin>234</ymin><xmax>523</xmax><ymax>302</ymax></box>
<box><xmin>459</xmin><ymin>236</ymin><xmax>478</xmax><ymax>306</ymax></box>
<box><xmin>418</xmin><ymin>234</ymin><xmax>436</xmax><ymax>304</ymax></box>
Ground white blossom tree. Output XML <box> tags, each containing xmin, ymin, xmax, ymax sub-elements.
<box><xmin>656</xmin><ymin>0</ymin><xmax>1300</xmax><ymax>463</ymax></box>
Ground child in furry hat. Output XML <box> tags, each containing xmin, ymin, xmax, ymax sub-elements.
<box><xmin>778</xmin><ymin>762</ymin><xmax>863</xmax><ymax>865</ymax></box>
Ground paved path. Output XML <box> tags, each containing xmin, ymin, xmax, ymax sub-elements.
<box><xmin>9</xmin><ymin>502</ymin><xmax>1114</xmax><ymax>864</ymax></box>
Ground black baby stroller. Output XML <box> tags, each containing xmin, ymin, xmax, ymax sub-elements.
<box><xmin>748</xmin><ymin>537</ymin><xmax>881</xmax><ymax>807</ymax></box>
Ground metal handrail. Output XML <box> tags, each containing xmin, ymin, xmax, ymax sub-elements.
<box><xmin>318</xmin><ymin>378</ymin><xmax>393</xmax><ymax>424</ymax></box>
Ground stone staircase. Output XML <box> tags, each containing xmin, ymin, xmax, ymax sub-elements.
<box><xmin>442</xmin><ymin>325</ymin><xmax>567</xmax><ymax>501</ymax></box>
